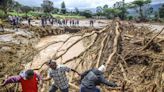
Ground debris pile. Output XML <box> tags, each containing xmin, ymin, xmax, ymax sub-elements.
<box><xmin>0</xmin><ymin>20</ymin><xmax>164</xmax><ymax>92</ymax></box>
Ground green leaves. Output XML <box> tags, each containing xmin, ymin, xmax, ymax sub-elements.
<box><xmin>61</xmin><ymin>1</ymin><xmax>66</xmax><ymax>14</ymax></box>
<box><xmin>0</xmin><ymin>0</ymin><xmax>13</xmax><ymax>14</ymax></box>
<box><xmin>130</xmin><ymin>0</ymin><xmax>152</xmax><ymax>19</ymax></box>
<box><xmin>41</xmin><ymin>0</ymin><xmax>54</xmax><ymax>13</ymax></box>
<box><xmin>159</xmin><ymin>4</ymin><xmax>164</xmax><ymax>18</ymax></box>
<box><xmin>20</xmin><ymin>6</ymin><xmax>32</xmax><ymax>14</ymax></box>
<box><xmin>132</xmin><ymin>0</ymin><xmax>151</xmax><ymax>7</ymax></box>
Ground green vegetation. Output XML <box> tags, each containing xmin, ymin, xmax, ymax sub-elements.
<box><xmin>0</xmin><ymin>0</ymin><xmax>13</xmax><ymax>14</ymax></box>
<box><xmin>20</xmin><ymin>6</ymin><xmax>32</xmax><ymax>18</ymax></box>
<box><xmin>79</xmin><ymin>10</ymin><xmax>92</xmax><ymax>18</ymax></box>
<box><xmin>41</xmin><ymin>0</ymin><xmax>54</xmax><ymax>13</ymax></box>
<box><xmin>51</xmin><ymin>14</ymin><xmax>85</xmax><ymax>19</ymax></box>
<box><xmin>131</xmin><ymin>0</ymin><xmax>151</xmax><ymax>20</ymax></box>
<box><xmin>8</xmin><ymin>11</ymin><xmax>85</xmax><ymax>19</ymax></box>
<box><xmin>0</xmin><ymin>0</ymin><xmax>164</xmax><ymax>22</ymax></box>
<box><xmin>0</xmin><ymin>10</ymin><xmax>6</xmax><ymax>18</ymax></box>
<box><xmin>159</xmin><ymin>4</ymin><xmax>164</xmax><ymax>18</ymax></box>
<box><xmin>95</xmin><ymin>0</ymin><xmax>128</xmax><ymax>20</ymax></box>
<box><xmin>61</xmin><ymin>1</ymin><xmax>66</xmax><ymax>14</ymax></box>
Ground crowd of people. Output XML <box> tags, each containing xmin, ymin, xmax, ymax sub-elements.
<box><xmin>0</xmin><ymin>59</ymin><xmax>119</xmax><ymax>92</ymax></box>
<box><xmin>40</xmin><ymin>16</ymin><xmax>81</xmax><ymax>27</ymax></box>
<box><xmin>8</xmin><ymin>15</ymin><xmax>22</xmax><ymax>31</ymax></box>
<box><xmin>0</xmin><ymin>15</ymin><xmax>96</xmax><ymax>32</ymax></box>
<box><xmin>28</xmin><ymin>16</ymin><xmax>95</xmax><ymax>27</ymax></box>
<box><xmin>0</xmin><ymin>15</ymin><xmax>22</xmax><ymax>31</ymax></box>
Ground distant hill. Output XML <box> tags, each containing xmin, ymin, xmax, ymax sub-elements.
<box><xmin>67</xmin><ymin>8</ymin><xmax>97</xmax><ymax>13</ymax></box>
<box><xmin>68</xmin><ymin>2</ymin><xmax>164</xmax><ymax>15</ymax></box>
<box><xmin>151</xmin><ymin>3</ymin><xmax>163</xmax><ymax>11</ymax></box>
<box><xmin>128</xmin><ymin>3</ymin><xmax>164</xmax><ymax>16</ymax></box>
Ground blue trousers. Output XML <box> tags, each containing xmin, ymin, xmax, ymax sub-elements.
<box><xmin>80</xmin><ymin>85</ymin><xmax>100</xmax><ymax>92</ymax></box>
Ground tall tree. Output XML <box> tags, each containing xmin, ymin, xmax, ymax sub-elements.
<box><xmin>96</xmin><ymin>6</ymin><xmax>103</xmax><ymax>16</ymax></box>
<box><xmin>146</xmin><ymin>7</ymin><xmax>153</xmax><ymax>18</ymax></box>
<box><xmin>52</xmin><ymin>8</ymin><xmax>59</xmax><ymax>14</ymax></box>
<box><xmin>33</xmin><ymin>7</ymin><xmax>42</xmax><ymax>12</ymax></box>
<box><xmin>122</xmin><ymin>0</ymin><xmax>126</xmax><ymax>20</ymax></box>
<box><xmin>104</xmin><ymin>8</ymin><xmax>122</xmax><ymax>19</ymax></box>
<box><xmin>61</xmin><ymin>1</ymin><xmax>66</xmax><ymax>14</ymax></box>
<box><xmin>13</xmin><ymin>1</ymin><xmax>22</xmax><ymax>13</ymax></box>
<box><xmin>113</xmin><ymin>0</ymin><xmax>127</xmax><ymax>20</ymax></box>
<box><xmin>159</xmin><ymin>4</ymin><xmax>164</xmax><ymax>18</ymax></box>
<box><xmin>20</xmin><ymin>6</ymin><xmax>32</xmax><ymax>17</ymax></box>
<box><xmin>80</xmin><ymin>10</ymin><xmax>92</xmax><ymax>18</ymax></box>
<box><xmin>41</xmin><ymin>0</ymin><xmax>54</xmax><ymax>13</ymax></box>
<box><xmin>0</xmin><ymin>0</ymin><xmax>13</xmax><ymax>15</ymax></box>
<box><xmin>103</xmin><ymin>4</ymin><xmax>108</xmax><ymax>9</ymax></box>
<box><xmin>75</xmin><ymin>7</ymin><xmax>79</xmax><ymax>15</ymax></box>
<box><xmin>113</xmin><ymin>1</ymin><xmax>123</xmax><ymax>8</ymax></box>
<box><xmin>131</xmin><ymin>0</ymin><xmax>151</xmax><ymax>19</ymax></box>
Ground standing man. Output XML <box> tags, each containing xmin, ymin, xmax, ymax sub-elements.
<box><xmin>77</xmin><ymin>19</ymin><xmax>79</xmax><ymax>26</ymax></box>
<box><xmin>69</xmin><ymin>19</ymin><xmax>72</xmax><ymax>26</ymax></box>
<box><xmin>1</xmin><ymin>69</ymin><xmax>42</xmax><ymax>92</ymax></box>
<box><xmin>65</xmin><ymin>19</ymin><xmax>68</xmax><ymax>26</ymax></box>
<box><xmin>41</xmin><ymin>16</ymin><xmax>45</xmax><ymax>27</ymax></box>
<box><xmin>43</xmin><ymin>60</ymin><xmax>81</xmax><ymax>92</ymax></box>
<box><xmin>90</xmin><ymin>20</ymin><xmax>94</xmax><ymax>27</ymax></box>
<box><xmin>12</xmin><ymin>16</ymin><xmax>18</xmax><ymax>31</ymax></box>
<box><xmin>0</xmin><ymin>19</ymin><xmax>4</xmax><ymax>32</ymax></box>
<box><xmin>8</xmin><ymin>15</ymin><xmax>13</xmax><ymax>25</ymax></box>
<box><xmin>72</xmin><ymin>19</ymin><xmax>75</xmax><ymax>26</ymax></box>
<box><xmin>16</xmin><ymin>16</ymin><xmax>19</xmax><ymax>25</ymax></box>
<box><xmin>28</xmin><ymin>17</ymin><xmax>32</xmax><ymax>26</ymax></box>
<box><xmin>80</xmin><ymin>65</ymin><xmax>118</xmax><ymax>92</ymax></box>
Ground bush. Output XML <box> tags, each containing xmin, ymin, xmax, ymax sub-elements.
<box><xmin>0</xmin><ymin>10</ymin><xmax>6</xmax><ymax>18</ymax></box>
<box><xmin>29</xmin><ymin>11</ymin><xmax>43</xmax><ymax>18</ymax></box>
<box><xmin>128</xmin><ymin>16</ymin><xmax>133</xmax><ymax>20</ymax></box>
<box><xmin>79</xmin><ymin>10</ymin><xmax>92</xmax><ymax>18</ymax></box>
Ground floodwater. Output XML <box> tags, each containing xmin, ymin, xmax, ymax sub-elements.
<box><xmin>26</xmin><ymin>34</ymin><xmax>86</xmax><ymax>70</ymax></box>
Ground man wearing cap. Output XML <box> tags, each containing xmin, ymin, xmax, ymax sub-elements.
<box><xmin>43</xmin><ymin>59</ymin><xmax>81</xmax><ymax>92</ymax></box>
<box><xmin>80</xmin><ymin>65</ymin><xmax>118</xmax><ymax>92</ymax></box>
<box><xmin>1</xmin><ymin>69</ymin><xmax>42</xmax><ymax>92</ymax></box>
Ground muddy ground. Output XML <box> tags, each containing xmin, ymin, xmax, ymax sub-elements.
<box><xmin>0</xmin><ymin>20</ymin><xmax>164</xmax><ymax>92</ymax></box>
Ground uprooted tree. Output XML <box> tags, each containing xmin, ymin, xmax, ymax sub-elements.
<box><xmin>28</xmin><ymin>19</ymin><xmax>164</xmax><ymax>92</ymax></box>
<box><xmin>0</xmin><ymin>19</ymin><xmax>164</xmax><ymax>92</ymax></box>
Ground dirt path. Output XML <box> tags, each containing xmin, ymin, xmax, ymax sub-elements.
<box><xmin>25</xmin><ymin>34</ymin><xmax>87</xmax><ymax>70</ymax></box>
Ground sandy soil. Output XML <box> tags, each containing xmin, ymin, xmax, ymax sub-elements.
<box><xmin>25</xmin><ymin>34</ymin><xmax>87</xmax><ymax>70</ymax></box>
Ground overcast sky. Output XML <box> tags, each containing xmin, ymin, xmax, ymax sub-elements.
<box><xmin>15</xmin><ymin>0</ymin><xmax>164</xmax><ymax>9</ymax></box>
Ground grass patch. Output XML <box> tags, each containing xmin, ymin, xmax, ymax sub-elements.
<box><xmin>8</xmin><ymin>12</ymin><xmax>26</xmax><ymax>16</ymax></box>
<box><xmin>51</xmin><ymin>14</ymin><xmax>86</xmax><ymax>19</ymax></box>
<box><xmin>8</xmin><ymin>11</ymin><xmax>85</xmax><ymax>19</ymax></box>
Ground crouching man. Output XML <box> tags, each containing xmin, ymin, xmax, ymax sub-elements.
<box><xmin>80</xmin><ymin>65</ymin><xmax>118</xmax><ymax>92</ymax></box>
<box><xmin>43</xmin><ymin>59</ymin><xmax>81</xmax><ymax>92</ymax></box>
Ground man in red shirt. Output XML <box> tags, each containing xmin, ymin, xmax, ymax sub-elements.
<box><xmin>1</xmin><ymin>69</ymin><xmax>42</xmax><ymax>92</ymax></box>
